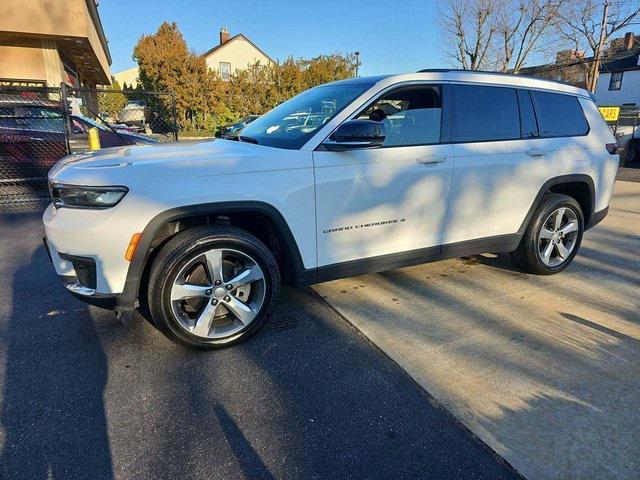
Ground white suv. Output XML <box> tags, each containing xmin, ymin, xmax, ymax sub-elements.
<box><xmin>44</xmin><ymin>70</ymin><xmax>618</xmax><ymax>349</ymax></box>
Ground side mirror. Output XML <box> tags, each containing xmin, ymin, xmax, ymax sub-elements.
<box><xmin>322</xmin><ymin>119</ymin><xmax>386</xmax><ymax>151</ymax></box>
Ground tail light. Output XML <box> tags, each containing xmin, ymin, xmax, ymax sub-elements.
<box><xmin>606</xmin><ymin>143</ymin><xmax>618</xmax><ymax>154</ymax></box>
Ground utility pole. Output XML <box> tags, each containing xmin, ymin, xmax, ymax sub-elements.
<box><xmin>589</xmin><ymin>0</ymin><xmax>610</xmax><ymax>92</ymax></box>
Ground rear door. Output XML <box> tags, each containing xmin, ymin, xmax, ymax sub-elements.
<box><xmin>445</xmin><ymin>84</ymin><xmax>556</xmax><ymax>246</ymax></box>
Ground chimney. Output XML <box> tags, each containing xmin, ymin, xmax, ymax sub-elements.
<box><xmin>624</xmin><ymin>32</ymin><xmax>634</xmax><ymax>50</ymax></box>
<box><xmin>220</xmin><ymin>27</ymin><xmax>230</xmax><ymax>45</ymax></box>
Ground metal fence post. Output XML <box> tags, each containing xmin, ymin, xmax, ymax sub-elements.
<box><xmin>59</xmin><ymin>82</ymin><xmax>72</xmax><ymax>155</ymax></box>
<box><xmin>171</xmin><ymin>94</ymin><xmax>179</xmax><ymax>141</ymax></box>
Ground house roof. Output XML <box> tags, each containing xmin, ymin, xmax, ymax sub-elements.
<box><xmin>600</xmin><ymin>49</ymin><xmax>640</xmax><ymax>73</ymax></box>
<box><xmin>202</xmin><ymin>34</ymin><xmax>273</xmax><ymax>63</ymax></box>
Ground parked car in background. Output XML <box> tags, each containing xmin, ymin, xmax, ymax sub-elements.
<box><xmin>44</xmin><ymin>70</ymin><xmax>618</xmax><ymax>350</ymax></box>
<box><xmin>117</xmin><ymin>100</ymin><xmax>151</xmax><ymax>133</ymax></box>
<box><xmin>219</xmin><ymin>115</ymin><xmax>259</xmax><ymax>138</ymax></box>
<box><xmin>0</xmin><ymin>97</ymin><xmax>156</xmax><ymax>178</ymax></box>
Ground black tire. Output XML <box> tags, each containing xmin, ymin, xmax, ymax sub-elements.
<box><xmin>510</xmin><ymin>193</ymin><xmax>584</xmax><ymax>275</ymax></box>
<box><xmin>147</xmin><ymin>225</ymin><xmax>280</xmax><ymax>349</ymax></box>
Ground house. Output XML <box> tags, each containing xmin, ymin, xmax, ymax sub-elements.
<box><xmin>113</xmin><ymin>28</ymin><xmax>272</xmax><ymax>86</ymax></box>
<box><xmin>112</xmin><ymin>66</ymin><xmax>140</xmax><ymax>89</ymax></box>
<box><xmin>202</xmin><ymin>28</ymin><xmax>273</xmax><ymax>80</ymax></box>
<box><xmin>519</xmin><ymin>50</ymin><xmax>589</xmax><ymax>89</ymax></box>
<box><xmin>0</xmin><ymin>0</ymin><xmax>111</xmax><ymax>87</ymax></box>
<box><xmin>594</xmin><ymin>33</ymin><xmax>640</xmax><ymax>106</ymax></box>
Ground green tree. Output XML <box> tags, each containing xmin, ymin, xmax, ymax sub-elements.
<box><xmin>133</xmin><ymin>22</ymin><xmax>219</xmax><ymax>130</ymax></box>
<box><xmin>98</xmin><ymin>79</ymin><xmax>127</xmax><ymax>120</ymax></box>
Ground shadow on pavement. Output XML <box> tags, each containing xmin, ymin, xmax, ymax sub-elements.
<box><xmin>1</xmin><ymin>244</ymin><xmax>114</xmax><ymax>479</ymax></box>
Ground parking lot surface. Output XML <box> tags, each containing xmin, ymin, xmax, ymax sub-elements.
<box><xmin>0</xmin><ymin>209</ymin><xmax>520</xmax><ymax>479</ymax></box>
<box><xmin>315</xmin><ymin>180</ymin><xmax>640</xmax><ymax>480</ymax></box>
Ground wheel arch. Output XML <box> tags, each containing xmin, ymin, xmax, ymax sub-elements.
<box><xmin>119</xmin><ymin>201</ymin><xmax>306</xmax><ymax>310</ymax></box>
<box><xmin>518</xmin><ymin>174</ymin><xmax>595</xmax><ymax>235</ymax></box>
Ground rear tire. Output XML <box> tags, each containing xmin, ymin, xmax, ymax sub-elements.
<box><xmin>147</xmin><ymin>225</ymin><xmax>280</xmax><ymax>349</ymax></box>
<box><xmin>510</xmin><ymin>194</ymin><xmax>584</xmax><ymax>275</ymax></box>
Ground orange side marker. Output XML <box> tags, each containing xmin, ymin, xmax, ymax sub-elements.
<box><xmin>125</xmin><ymin>233</ymin><xmax>142</xmax><ymax>261</ymax></box>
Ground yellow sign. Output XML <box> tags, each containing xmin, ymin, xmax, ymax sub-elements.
<box><xmin>599</xmin><ymin>106</ymin><xmax>620</xmax><ymax>122</ymax></box>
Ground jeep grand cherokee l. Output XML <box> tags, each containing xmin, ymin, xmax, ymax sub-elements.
<box><xmin>43</xmin><ymin>70</ymin><xmax>618</xmax><ymax>349</ymax></box>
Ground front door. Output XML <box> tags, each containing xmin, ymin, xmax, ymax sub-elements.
<box><xmin>313</xmin><ymin>84</ymin><xmax>454</xmax><ymax>267</ymax></box>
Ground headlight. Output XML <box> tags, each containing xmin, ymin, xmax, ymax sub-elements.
<box><xmin>49</xmin><ymin>183</ymin><xmax>128</xmax><ymax>209</ymax></box>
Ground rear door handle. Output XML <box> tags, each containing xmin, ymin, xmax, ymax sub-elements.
<box><xmin>416</xmin><ymin>155</ymin><xmax>446</xmax><ymax>165</ymax></box>
<box><xmin>526</xmin><ymin>148</ymin><xmax>546</xmax><ymax>157</ymax></box>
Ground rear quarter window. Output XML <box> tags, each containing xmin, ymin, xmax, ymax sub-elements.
<box><xmin>531</xmin><ymin>91</ymin><xmax>589</xmax><ymax>137</ymax></box>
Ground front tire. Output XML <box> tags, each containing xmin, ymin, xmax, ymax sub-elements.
<box><xmin>510</xmin><ymin>194</ymin><xmax>584</xmax><ymax>275</ymax></box>
<box><xmin>147</xmin><ymin>225</ymin><xmax>280</xmax><ymax>349</ymax></box>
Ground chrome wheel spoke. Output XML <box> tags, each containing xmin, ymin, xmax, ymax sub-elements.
<box><xmin>227</xmin><ymin>265</ymin><xmax>263</xmax><ymax>288</ymax></box>
<box><xmin>556</xmin><ymin>241</ymin><xmax>570</xmax><ymax>260</ymax></box>
<box><xmin>540</xmin><ymin>227</ymin><xmax>554</xmax><ymax>240</ymax></box>
<box><xmin>554</xmin><ymin>208</ymin><xmax>566</xmax><ymax>231</ymax></box>
<box><xmin>224</xmin><ymin>295</ymin><xmax>257</xmax><ymax>325</ymax></box>
<box><xmin>559</xmin><ymin>221</ymin><xmax>578</xmax><ymax>235</ymax></box>
<box><xmin>192</xmin><ymin>302</ymin><xmax>217</xmax><ymax>337</ymax></box>
<box><xmin>170</xmin><ymin>283</ymin><xmax>210</xmax><ymax>301</ymax></box>
<box><xmin>204</xmin><ymin>249</ymin><xmax>225</xmax><ymax>284</ymax></box>
<box><xmin>541</xmin><ymin>241</ymin><xmax>554</xmax><ymax>263</ymax></box>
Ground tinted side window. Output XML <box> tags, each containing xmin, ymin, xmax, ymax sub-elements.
<box><xmin>517</xmin><ymin>89</ymin><xmax>538</xmax><ymax>138</ymax></box>
<box><xmin>452</xmin><ymin>85</ymin><xmax>520</xmax><ymax>142</ymax></box>
<box><xmin>356</xmin><ymin>85</ymin><xmax>442</xmax><ymax>147</ymax></box>
<box><xmin>531</xmin><ymin>91</ymin><xmax>589</xmax><ymax>137</ymax></box>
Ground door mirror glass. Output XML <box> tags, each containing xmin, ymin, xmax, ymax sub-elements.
<box><xmin>323</xmin><ymin>119</ymin><xmax>386</xmax><ymax>151</ymax></box>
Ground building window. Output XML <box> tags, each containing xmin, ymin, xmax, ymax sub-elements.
<box><xmin>220</xmin><ymin>62</ymin><xmax>231</xmax><ymax>81</ymax></box>
<box><xmin>609</xmin><ymin>72</ymin><xmax>623</xmax><ymax>91</ymax></box>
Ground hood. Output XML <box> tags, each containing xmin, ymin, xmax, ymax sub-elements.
<box><xmin>48</xmin><ymin>139</ymin><xmax>268</xmax><ymax>182</ymax></box>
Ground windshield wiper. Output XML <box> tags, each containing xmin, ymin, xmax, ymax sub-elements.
<box><xmin>238</xmin><ymin>135</ymin><xmax>258</xmax><ymax>144</ymax></box>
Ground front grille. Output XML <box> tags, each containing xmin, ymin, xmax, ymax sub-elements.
<box><xmin>59</xmin><ymin>253</ymin><xmax>97</xmax><ymax>290</ymax></box>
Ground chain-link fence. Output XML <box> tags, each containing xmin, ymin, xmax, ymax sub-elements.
<box><xmin>0</xmin><ymin>84</ymin><xmax>177</xmax><ymax>205</ymax></box>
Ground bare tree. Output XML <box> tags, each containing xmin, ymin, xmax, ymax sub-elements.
<box><xmin>497</xmin><ymin>0</ymin><xmax>567</xmax><ymax>73</ymax></box>
<box><xmin>440</xmin><ymin>0</ymin><xmax>500</xmax><ymax>70</ymax></box>
<box><xmin>559</xmin><ymin>0</ymin><xmax>640</xmax><ymax>91</ymax></box>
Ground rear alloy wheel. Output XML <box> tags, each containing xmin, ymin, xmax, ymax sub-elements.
<box><xmin>537</xmin><ymin>207</ymin><xmax>580</xmax><ymax>268</ymax></box>
<box><xmin>510</xmin><ymin>193</ymin><xmax>584</xmax><ymax>275</ymax></box>
<box><xmin>148</xmin><ymin>226</ymin><xmax>280</xmax><ymax>349</ymax></box>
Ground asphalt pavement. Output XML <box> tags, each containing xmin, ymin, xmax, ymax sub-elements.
<box><xmin>0</xmin><ymin>207</ymin><xmax>521</xmax><ymax>479</ymax></box>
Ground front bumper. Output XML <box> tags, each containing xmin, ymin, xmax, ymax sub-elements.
<box><xmin>42</xmin><ymin>202</ymin><xmax>149</xmax><ymax>311</ymax></box>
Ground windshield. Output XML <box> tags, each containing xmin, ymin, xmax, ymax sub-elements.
<box><xmin>239</xmin><ymin>84</ymin><xmax>369</xmax><ymax>149</ymax></box>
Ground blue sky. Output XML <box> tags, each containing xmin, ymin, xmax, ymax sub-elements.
<box><xmin>100</xmin><ymin>0</ymin><xmax>445</xmax><ymax>76</ymax></box>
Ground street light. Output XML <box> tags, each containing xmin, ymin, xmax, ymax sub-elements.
<box><xmin>354</xmin><ymin>51</ymin><xmax>360</xmax><ymax>77</ymax></box>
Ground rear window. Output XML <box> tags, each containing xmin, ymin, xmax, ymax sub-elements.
<box><xmin>452</xmin><ymin>85</ymin><xmax>520</xmax><ymax>142</ymax></box>
<box><xmin>531</xmin><ymin>91</ymin><xmax>589</xmax><ymax>137</ymax></box>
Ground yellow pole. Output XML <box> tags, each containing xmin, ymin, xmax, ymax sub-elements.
<box><xmin>88</xmin><ymin>127</ymin><xmax>101</xmax><ymax>150</ymax></box>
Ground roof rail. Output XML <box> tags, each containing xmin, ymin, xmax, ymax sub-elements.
<box><xmin>416</xmin><ymin>68</ymin><xmax>580</xmax><ymax>89</ymax></box>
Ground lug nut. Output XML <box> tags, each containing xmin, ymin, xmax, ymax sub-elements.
<box><xmin>212</xmin><ymin>299</ymin><xmax>218</xmax><ymax>305</ymax></box>
<box><xmin>215</xmin><ymin>280</ymin><xmax>221</xmax><ymax>286</ymax></box>
<box><xmin>226</xmin><ymin>284</ymin><xmax>233</xmax><ymax>290</ymax></box>
<box><xmin>205</xmin><ymin>289</ymin><xmax>212</xmax><ymax>296</ymax></box>
<box><xmin>224</xmin><ymin>295</ymin><xmax>230</xmax><ymax>302</ymax></box>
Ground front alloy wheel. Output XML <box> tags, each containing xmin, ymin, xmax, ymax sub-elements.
<box><xmin>170</xmin><ymin>248</ymin><xmax>265</xmax><ymax>339</ymax></box>
<box><xmin>147</xmin><ymin>225</ymin><xmax>280</xmax><ymax>349</ymax></box>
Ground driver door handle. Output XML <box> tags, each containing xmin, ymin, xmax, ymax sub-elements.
<box><xmin>526</xmin><ymin>148</ymin><xmax>547</xmax><ymax>157</ymax></box>
<box><xmin>416</xmin><ymin>154</ymin><xmax>446</xmax><ymax>165</ymax></box>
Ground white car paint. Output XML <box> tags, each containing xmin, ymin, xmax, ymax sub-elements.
<box><xmin>44</xmin><ymin>70</ymin><xmax>618</xmax><ymax>299</ymax></box>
